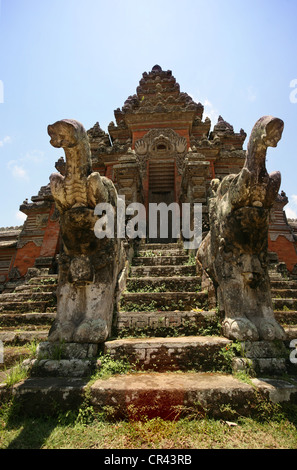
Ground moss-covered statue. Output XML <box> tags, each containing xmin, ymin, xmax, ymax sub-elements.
<box><xmin>197</xmin><ymin>116</ymin><xmax>286</xmax><ymax>341</ymax></box>
<box><xmin>47</xmin><ymin>119</ymin><xmax>124</xmax><ymax>344</ymax></box>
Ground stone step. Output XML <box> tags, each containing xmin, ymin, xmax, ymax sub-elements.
<box><xmin>270</xmin><ymin>280</ymin><xmax>297</xmax><ymax>289</ymax></box>
<box><xmin>274</xmin><ymin>310</ymin><xmax>297</xmax><ymax>325</ymax></box>
<box><xmin>126</xmin><ymin>276</ymin><xmax>201</xmax><ymax>293</ymax></box>
<box><xmin>0</xmin><ymin>329</ymin><xmax>49</xmax><ymax>345</ymax></box>
<box><xmin>3</xmin><ymin>373</ymin><xmax>297</xmax><ymax>419</ymax></box>
<box><xmin>140</xmin><ymin>243</ymin><xmax>182</xmax><ymax>250</ymax></box>
<box><xmin>88</xmin><ymin>373</ymin><xmax>297</xmax><ymax>421</ymax></box>
<box><xmin>104</xmin><ymin>335</ymin><xmax>231</xmax><ymax>372</ymax></box>
<box><xmin>0</xmin><ymin>312</ymin><xmax>55</xmax><ymax>327</ymax></box>
<box><xmin>129</xmin><ymin>265</ymin><xmax>197</xmax><ymax>278</ymax></box>
<box><xmin>273</xmin><ymin>298</ymin><xmax>297</xmax><ymax>311</ymax></box>
<box><xmin>136</xmin><ymin>248</ymin><xmax>187</xmax><ymax>257</ymax></box>
<box><xmin>0</xmin><ymin>291</ymin><xmax>56</xmax><ymax>302</ymax></box>
<box><xmin>120</xmin><ymin>291</ymin><xmax>208</xmax><ymax>311</ymax></box>
<box><xmin>271</xmin><ymin>289</ymin><xmax>297</xmax><ymax>299</ymax></box>
<box><xmin>27</xmin><ymin>275</ymin><xmax>58</xmax><ymax>284</ymax></box>
<box><xmin>269</xmin><ymin>273</ymin><xmax>285</xmax><ymax>280</ymax></box>
<box><xmin>14</xmin><ymin>284</ymin><xmax>57</xmax><ymax>293</ymax></box>
<box><xmin>116</xmin><ymin>310</ymin><xmax>218</xmax><ymax>336</ymax></box>
<box><xmin>284</xmin><ymin>326</ymin><xmax>297</xmax><ymax>340</ymax></box>
<box><xmin>0</xmin><ymin>300</ymin><xmax>53</xmax><ymax>313</ymax></box>
<box><xmin>132</xmin><ymin>256</ymin><xmax>190</xmax><ymax>266</ymax></box>
<box><xmin>0</xmin><ymin>344</ymin><xmax>33</xmax><ymax>372</ymax></box>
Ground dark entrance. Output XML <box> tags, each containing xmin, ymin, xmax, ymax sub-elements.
<box><xmin>147</xmin><ymin>159</ymin><xmax>178</xmax><ymax>243</ymax></box>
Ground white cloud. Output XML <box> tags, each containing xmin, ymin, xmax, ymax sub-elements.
<box><xmin>24</xmin><ymin>149</ymin><xmax>45</xmax><ymax>164</ymax></box>
<box><xmin>7</xmin><ymin>160</ymin><xmax>28</xmax><ymax>180</ymax></box>
<box><xmin>286</xmin><ymin>206</ymin><xmax>297</xmax><ymax>219</ymax></box>
<box><xmin>189</xmin><ymin>93</ymin><xmax>219</xmax><ymax>128</ymax></box>
<box><xmin>15</xmin><ymin>211</ymin><xmax>27</xmax><ymax>222</ymax></box>
<box><xmin>285</xmin><ymin>194</ymin><xmax>297</xmax><ymax>219</ymax></box>
<box><xmin>0</xmin><ymin>136</ymin><xmax>11</xmax><ymax>147</ymax></box>
<box><xmin>7</xmin><ymin>149</ymin><xmax>45</xmax><ymax>180</ymax></box>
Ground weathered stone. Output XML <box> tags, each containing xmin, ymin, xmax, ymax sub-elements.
<box><xmin>120</xmin><ymin>291</ymin><xmax>208</xmax><ymax>311</ymax></box>
<box><xmin>2</xmin><ymin>372</ymin><xmax>297</xmax><ymax>419</ymax></box>
<box><xmin>251</xmin><ymin>377</ymin><xmax>297</xmax><ymax>403</ymax></box>
<box><xmin>89</xmin><ymin>372</ymin><xmax>262</xmax><ymax>420</ymax></box>
<box><xmin>0</xmin><ymin>377</ymin><xmax>86</xmax><ymax>415</ymax></box>
<box><xmin>104</xmin><ymin>336</ymin><xmax>231</xmax><ymax>372</ymax></box>
<box><xmin>241</xmin><ymin>340</ymin><xmax>288</xmax><ymax>359</ymax></box>
<box><xmin>129</xmin><ymin>265</ymin><xmax>196</xmax><ymax>277</ymax></box>
<box><xmin>0</xmin><ymin>330</ymin><xmax>48</xmax><ymax>345</ymax></box>
<box><xmin>29</xmin><ymin>358</ymin><xmax>98</xmax><ymax>378</ymax></box>
<box><xmin>36</xmin><ymin>341</ymin><xmax>98</xmax><ymax>360</ymax></box>
<box><xmin>47</xmin><ymin>119</ymin><xmax>125</xmax><ymax>344</ymax></box>
<box><xmin>198</xmin><ymin>116</ymin><xmax>286</xmax><ymax>342</ymax></box>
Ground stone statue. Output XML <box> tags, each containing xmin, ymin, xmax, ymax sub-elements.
<box><xmin>47</xmin><ymin>119</ymin><xmax>124</xmax><ymax>344</ymax></box>
<box><xmin>197</xmin><ymin>116</ymin><xmax>286</xmax><ymax>341</ymax></box>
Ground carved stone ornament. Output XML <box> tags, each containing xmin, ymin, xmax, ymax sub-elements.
<box><xmin>47</xmin><ymin>119</ymin><xmax>125</xmax><ymax>344</ymax></box>
<box><xmin>135</xmin><ymin>128</ymin><xmax>187</xmax><ymax>176</ymax></box>
<box><xmin>197</xmin><ymin>116</ymin><xmax>286</xmax><ymax>342</ymax></box>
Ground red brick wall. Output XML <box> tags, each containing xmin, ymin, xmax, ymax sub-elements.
<box><xmin>12</xmin><ymin>241</ymin><xmax>42</xmax><ymax>278</ymax></box>
<box><xmin>268</xmin><ymin>235</ymin><xmax>297</xmax><ymax>272</ymax></box>
<box><xmin>12</xmin><ymin>203</ymin><xmax>60</xmax><ymax>278</ymax></box>
<box><xmin>39</xmin><ymin>204</ymin><xmax>60</xmax><ymax>258</ymax></box>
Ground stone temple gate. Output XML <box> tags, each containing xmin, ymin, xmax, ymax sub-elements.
<box><xmin>0</xmin><ymin>65</ymin><xmax>297</xmax><ymax>288</ymax></box>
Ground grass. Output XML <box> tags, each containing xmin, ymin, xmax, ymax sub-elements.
<box><xmin>2</xmin><ymin>361</ymin><xmax>29</xmax><ymax>387</ymax></box>
<box><xmin>1</xmin><ymin>405</ymin><xmax>297</xmax><ymax>449</ymax></box>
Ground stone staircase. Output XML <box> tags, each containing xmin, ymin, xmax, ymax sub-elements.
<box><xmin>1</xmin><ymin>244</ymin><xmax>297</xmax><ymax>419</ymax></box>
<box><xmin>108</xmin><ymin>242</ymin><xmax>225</xmax><ymax>373</ymax></box>
<box><xmin>115</xmin><ymin>242</ymin><xmax>217</xmax><ymax>340</ymax></box>
<box><xmin>0</xmin><ymin>274</ymin><xmax>57</xmax><ymax>376</ymax></box>
<box><xmin>269</xmin><ymin>263</ymin><xmax>297</xmax><ymax>341</ymax></box>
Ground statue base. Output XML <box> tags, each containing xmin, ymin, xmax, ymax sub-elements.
<box><xmin>232</xmin><ymin>340</ymin><xmax>289</xmax><ymax>376</ymax></box>
<box><xmin>23</xmin><ymin>341</ymin><xmax>101</xmax><ymax>378</ymax></box>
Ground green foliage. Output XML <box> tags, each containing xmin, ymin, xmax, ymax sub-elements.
<box><xmin>183</xmin><ymin>255</ymin><xmax>196</xmax><ymax>266</ymax></box>
<box><xmin>248</xmin><ymin>392</ymin><xmax>297</xmax><ymax>425</ymax></box>
<box><xmin>126</xmin><ymin>282</ymin><xmax>167</xmax><ymax>293</ymax></box>
<box><xmin>117</xmin><ymin>317</ymin><xmax>221</xmax><ymax>339</ymax></box>
<box><xmin>27</xmin><ymin>340</ymin><xmax>39</xmax><ymax>356</ymax></box>
<box><xmin>217</xmin><ymin>341</ymin><xmax>243</xmax><ymax>373</ymax></box>
<box><xmin>120</xmin><ymin>300</ymin><xmax>158</xmax><ymax>312</ymax></box>
<box><xmin>4</xmin><ymin>361</ymin><xmax>30</xmax><ymax>387</ymax></box>
<box><xmin>90</xmin><ymin>353</ymin><xmax>133</xmax><ymax>381</ymax></box>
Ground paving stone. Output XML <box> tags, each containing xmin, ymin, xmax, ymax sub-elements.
<box><xmin>104</xmin><ymin>335</ymin><xmax>231</xmax><ymax>371</ymax></box>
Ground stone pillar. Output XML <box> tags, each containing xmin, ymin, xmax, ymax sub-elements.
<box><xmin>113</xmin><ymin>151</ymin><xmax>142</xmax><ymax>205</ymax></box>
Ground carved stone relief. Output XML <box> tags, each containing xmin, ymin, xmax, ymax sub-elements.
<box><xmin>134</xmin><ymin>128</ymin><xmax>188</xmax><ymax>176</ymax></box>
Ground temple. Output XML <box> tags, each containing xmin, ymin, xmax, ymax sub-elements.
<box><xmin>1</xmin><ymin>65</ymin><xmax>297</xmax><ymax>290</ymax></box>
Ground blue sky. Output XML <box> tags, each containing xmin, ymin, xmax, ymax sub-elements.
<box><xmin>0</xmin><ymin>0</ymin><xmax>297</xmax><ymax>227</ymax></box>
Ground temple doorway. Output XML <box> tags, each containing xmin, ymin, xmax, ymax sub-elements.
<box><xmin>147</xmin><ymin>159</ymin><xmax>178</xmax><ymax>243</ymax></box>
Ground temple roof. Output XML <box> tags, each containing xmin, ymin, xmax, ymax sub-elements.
<box><xmin>87</xmin><ymin>66</ymin><xmax>246</xmax><ymax>153</ymax></box>
<box><xmin>113</xmin><ymin>65</ymin><xmax>204</xmax><ymax>125</ymax></box>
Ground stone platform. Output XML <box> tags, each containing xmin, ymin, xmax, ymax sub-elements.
<box><xmin>1</xmin><ymin>372</ymin><xmax>297</xmax><ymax>420</ymax></box>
